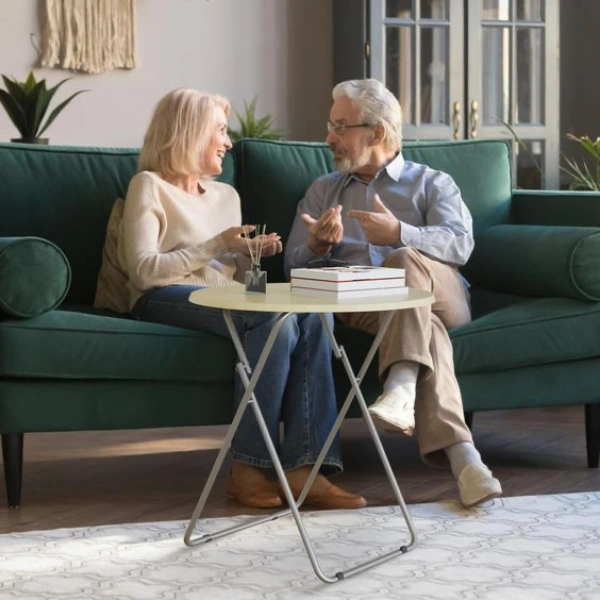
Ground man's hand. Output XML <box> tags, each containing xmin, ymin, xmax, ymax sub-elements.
<box><xmin>347</xmin><ymin>194</ymin><xmax>400</xmax><ymax>246</ymax></box>
<box><xmin>301</xmin><ymin>205</ymin><xmax>343</xmax><ymax>256</ymax></box>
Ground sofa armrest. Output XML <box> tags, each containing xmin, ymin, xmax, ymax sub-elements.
<box><xmin>0</xmin><ymin>237</ymin><xmax>71</xmax><ymax>318</ymax></box>
<box><xmin>512</xmin><ymin>190</ymin><xmax>600</xmax><ymax>227</ymax></box>
<box><xmin>462</xmin><ymin>225</ymin><xmax>600</xmax><ymax>301</ymax></box>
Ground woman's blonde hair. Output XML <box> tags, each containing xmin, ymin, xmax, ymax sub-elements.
<box><xmin>138</xmin><ymin>88</ymin><xmax>231</xmax><ymax>177</ymax></box>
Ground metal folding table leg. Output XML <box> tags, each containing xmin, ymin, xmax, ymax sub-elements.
<box><xmin>184</xmin><ymin>309</ymin><xmax>417</xmax><ymax>584</ymax></box>
<box><xmin>184</xmin><ymin>310</ymin><xmax>296</xmax><ymax>546</ymax></box>
<box><xmin>284</xmin><ymin>312</ymin><xmax>417</xmax><ymax>582</ymax></box>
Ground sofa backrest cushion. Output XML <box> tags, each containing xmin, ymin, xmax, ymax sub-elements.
<box><xmin>0</xmin><ymin>138</ymin><xmax>510</xmax><ymax>304</ymax></box>
<box><xmin>465</xmin><ymin>224</ymin><xmax>600</xmax><ymax>301</ymax></box>
<box><xmin>234</xmin><ymin>140</ymin><xmax>334</xmax><ymax>282</ymax></box>
<box><xmin>402</xmin><ymin>139</ymin><xmax>513</xmax><ymax>232</ymax></box>
<box><xmin>0</xmin><ymin>143</ymin><xmax>234</xmax><ymax>306</ymax></box>
<box><xmin>94</xmin><ymin>198</ymin><xmax>130</xmax><ymax>314</ymax></box>
<box><xmin>234</xmin><ymin>138</ymin><xmax>513</xmax><ymax>282</ymax></box>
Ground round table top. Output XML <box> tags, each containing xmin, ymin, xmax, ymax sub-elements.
<box><xmin>189</xmin><ymin>283</ymin><xmax>433</xmax><ymax>314</ymax></box>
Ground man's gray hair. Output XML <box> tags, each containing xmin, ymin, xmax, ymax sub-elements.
<box><xmin>332</xmin><ymin>79</ymin><xmax>403</xmax><ymax>152</ymax></box>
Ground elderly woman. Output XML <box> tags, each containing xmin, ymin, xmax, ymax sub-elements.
<box><xmin>118</xmin><ymin>88</ymin><xmax>365</xmax><ymax>510</ymax></box>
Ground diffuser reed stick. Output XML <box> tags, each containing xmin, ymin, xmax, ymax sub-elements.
<box><xmin>242</xmin><ymin>225</ymin><xmax>256</xmax><ymax>264</ymax></box>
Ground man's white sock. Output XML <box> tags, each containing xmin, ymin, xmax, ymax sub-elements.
<box><xmin>445</xmin><ymin>441</ymin><xmax>484</xmax><ymax>479</ymax></box>
<box><xmin>382</xmin><ymin>360</ymin><xmax>419</xmax><ymax>401</ymax></box>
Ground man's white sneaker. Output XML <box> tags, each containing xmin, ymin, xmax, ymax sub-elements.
<box><xmin>367</xmin><ymin>391</ymin><xmax>415</xmax><ymax>436</ymax></box>
<box><xmin>457</xmin><ymin>463</ymin><xmax>502</xmax><ymax>508</ymax></box>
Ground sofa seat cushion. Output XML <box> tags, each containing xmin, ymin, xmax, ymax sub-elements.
<box><xmin>0</xmin><ymin>307</ymin><xmax>235</xmax><ymax>382</ymax></box>
<box><xmin>333</xmin><ymin>298</ymin><xmax>600</xmax><ymax>382</ymax></box>
<box><xmin>450</xmin><ymin>298</ymin><xmax>600</xmax><ymax>374</ymax></box>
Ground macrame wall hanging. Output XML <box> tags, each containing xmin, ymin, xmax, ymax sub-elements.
<box><xmin>41</xmin><ymin>0</ymin><xmax>137</xmax><ymax>74</ymax></box>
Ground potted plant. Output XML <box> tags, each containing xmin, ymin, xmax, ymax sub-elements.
<box><xmin>562</xmin><ymin>134</ymin><xmax>600</xmax><ymax>191</ymax></box>
<box><xmin>228</xmin><ymin>96</ymin><xmax>286</xmax><ymax>142</ymax></box>
<box><xmin>0</xmin><ymin>71</ymin><xmax>88</xmax><ymax>144</ymax></box>
<box><xmin>503</xmin><ymin>122</ymin><xmax>600</xmax><ymax>190</ymax></box>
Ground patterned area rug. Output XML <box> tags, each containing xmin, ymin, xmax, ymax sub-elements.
<box><xmin>1</xmin><ymin>492</ymin><xmax>599</xmax><ymax>600</ymax></box>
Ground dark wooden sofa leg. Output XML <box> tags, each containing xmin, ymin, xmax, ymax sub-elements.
<box><xmin>585</xmin><ymin>404</ymin><xmax>600</xmax><ymax>468</ymax></box>
<box><xmin>464</xmin><ymin>412</ymin><xmax>474</xmax><ymax>431</ymax></box>
<box><xmin>2</xmin><ymin>433</ymin><xmax>24</xmax><ymax>508</ymax></box>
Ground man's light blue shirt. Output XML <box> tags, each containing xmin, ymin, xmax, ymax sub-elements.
<box><xmin>284</xmin><ymin>152</ymin><xmax>474</xmax><ymax>279</ymax></box>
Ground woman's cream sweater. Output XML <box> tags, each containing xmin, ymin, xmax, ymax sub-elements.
<box><xmin>118</xmin><ymin>171</ymin><xmax>249</xmax><ymax>310</ymax></box>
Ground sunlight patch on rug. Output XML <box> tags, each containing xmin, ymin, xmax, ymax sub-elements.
<box><xmin>1</xmin><ymin>492</ymin><xmax>599</xmax><ymax>599</ymax></box>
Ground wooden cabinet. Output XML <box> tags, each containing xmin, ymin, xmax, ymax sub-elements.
<box><xmin>334</xmin><ymin>0</ymin><xmax>560</xmax><ymax>188</ymax></box>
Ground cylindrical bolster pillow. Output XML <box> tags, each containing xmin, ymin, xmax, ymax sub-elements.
<box><xmin>0</xmin><ymin>237</ymin><xmax>71</xmax><ymax>318</ymax></box>
<box><xmin>463</xmin><ymin>225</ymin><xmax>600</xmax><ymax>301</ymax></box>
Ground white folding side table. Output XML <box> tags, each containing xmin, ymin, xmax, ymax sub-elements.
<box><xmin>184</xmin><ymin>282</ymin><xmax>434</xmax><ymax>583</ymax></box>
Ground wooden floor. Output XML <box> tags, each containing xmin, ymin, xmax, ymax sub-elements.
<box><xmin>2</xmin><ymin>405</ymin><xmax>599</xmax><ymax>534</ymax></box>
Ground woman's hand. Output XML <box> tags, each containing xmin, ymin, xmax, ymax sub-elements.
<box><xmin>240</xmin><ymin>232</ymin><xmax>283</xmax><ymax>259</ymax></box>
<box><xmin>255</xmin><ymin>234</ymin><xmax>283</xmax><ymax>258</ymax></box>
<box><xmin>221</xmin><ymin>226</ymin><xmax>282</xmax><ymax>258</ymax></box>
<box><xmin>221</xmin><ymin>226</ymin><xmax>256</xmax><ymax>253</ymax></box>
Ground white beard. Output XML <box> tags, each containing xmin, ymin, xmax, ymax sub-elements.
<box><xmin>334</xmin><ymin>148</ymin><xmax>372</xmax><ymax>173</ymax></box>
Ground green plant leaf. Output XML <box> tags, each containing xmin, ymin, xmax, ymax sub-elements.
<box><xmin>256</xmin><ymin>114</ymin><xmax>273</xmax><ymax>129</ymax></box>
<box><xmin>20</xmin><ymin>79</ymin><xmax>48</xmax><ymax>138</ymax></box>
<box><xmin>229</xmin><ymin>95</ymin><xmax>286</xmax><ymax>141</ymax></box>
<box><xmin>580</xmin><ymin>161</ymin><xmax>600</xmax><ymax>191</ymax></box>
<box><xmin>46</xmin><ymin>77</ymin><xmax>72</xmax><ymax>99</ymax></box>
<box><xmin>581</xmin><ymin>137</ymin><xmax>600</xmax><ymax>162</ymax></box>
<box><xmin>4</xmin><ymin>77</ymin><xmax>40</xmax><ymax>137</ymax></box>
<box><xmin>245</xmin><ymin>97</ymin><xmax>257</xmax><ymax>118</ymax></box>
<box><xmin>0</xmin><ymin>88</ymin><xmax>28</xmax><ymax>137</ymax></box>
<box><xmin>23</xmin><ymin>71</ymin><xmax>37</xmax><ymax>93</ymax></box>
<box><xmin>563</xmin><ymin>134</ymin><xmax>600</xmax><ymax>190</ymax></box>
<box><xmin>32</xmin><ymin>84</ymin><xmax>52</xmax><ymax>137</ymax></box>
<box><xmin>38</xmin><ymin>90</ymin><xmax>88</xmax><ymax>136</ymax></box>
<box><xmin>561</xmin><ymin>157</ymin><xmax>600</xmax><ymax>191</ymax></box>
<box><xmin>227</xmin><ymin>128</ymin><xmax>242</xmax><ymax>142</ymax></box>
<box><xmin>501</xmin><ymin>120</ymin><xmax>544</xmax><ymax>182</ymax></box>
<box><xmin>2</xmin><ymin>76</ymin><xmax>29</xmax><ymax>111</ymax></box>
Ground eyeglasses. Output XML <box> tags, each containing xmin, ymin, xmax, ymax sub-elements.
<box><xmin>326</xmin><ymin>121</ymin><xmax>372</xmax><ymax>136</ymax></box>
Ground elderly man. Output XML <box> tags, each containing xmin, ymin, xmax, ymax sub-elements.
<box><xmin>284</xmin><ymin>78</ymin><xmax>501</xmax><ymax>508</ymax></box>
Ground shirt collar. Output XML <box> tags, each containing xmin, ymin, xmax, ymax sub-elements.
<box><xmin>383</xmin><ymin>152</ymin><xmax>404</xmax><ymax>182</ymax></box>
<box><xmin>340</xmin><ymin>151</ymin><xmax>405</xmax><ymax>187</ymax></box>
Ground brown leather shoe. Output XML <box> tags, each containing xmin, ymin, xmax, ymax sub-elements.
<box><xmin>280</xmin><ymin>471</ymin><xmax>367</xmax><ymax>510</ymax></box>
<box><xmin>226</xmin><ymin>462</ymin><xmax>282</xmax><ymax>509</ymax></box>
<box><xmin>301</xmin><ymin>483</ymin><xmax>367</xmax><ymax>510</ymax></box>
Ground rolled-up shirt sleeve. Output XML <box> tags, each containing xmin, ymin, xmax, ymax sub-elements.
<box><xmin>399</xmin><ymin>172</ymin><xmax>473</xmax><ymax>267</ymax></box>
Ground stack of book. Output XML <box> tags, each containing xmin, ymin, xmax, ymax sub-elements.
<box><xmin>290</xmin><ymin>265</ymin><xmax>408</xmax><ymax>299</ymax></box>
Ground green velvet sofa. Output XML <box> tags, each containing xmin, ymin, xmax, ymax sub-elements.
<box><xmin>1</xmin><ymin>138</ymin><xmax>600</xmax><ymax>507</ymax></box>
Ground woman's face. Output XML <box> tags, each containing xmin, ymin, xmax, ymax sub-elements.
<box><xmin>203</xmin><ymin>106</ymin><xmax>232</xmax><ymax>176</ymax></box>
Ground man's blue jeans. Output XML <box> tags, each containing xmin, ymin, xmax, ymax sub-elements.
<box><xmin>133</xmin><ymin>285</ymin><xmax>342</xmax><ymax>473</ymax></box>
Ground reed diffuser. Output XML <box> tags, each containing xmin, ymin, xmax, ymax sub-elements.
<box><xmin>243</xmin><ymin>224</ymin><xmax>267</xmax><ymax>293</ymax></box>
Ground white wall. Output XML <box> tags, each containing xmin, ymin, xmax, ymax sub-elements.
<box><xmin>0</xmin><ymin>0</ymin><xmax>333</xmax><ymax>147</ymax></box>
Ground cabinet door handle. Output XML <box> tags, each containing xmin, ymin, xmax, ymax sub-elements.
<box><xmin>469</xmin><ymin>100</ymin><xmax>479</xmax><ymax>138</ymax></box>
<box><xmin>452</xmin><ymin>101</ymin><xmax>461</xmax><ymax>139</ymax></box>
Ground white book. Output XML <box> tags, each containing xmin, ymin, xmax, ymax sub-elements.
<box><xmin>291</xmin><ymin>277</ymin><xmax>406</xmax><ymax>292</ymax></box>
<box><xmin>291</xmin><ymin>285</ymin><xmax>409</xmax><ymax>300</ymax></box>
<box><xmin>290</xmin><ymin>265</ymin><xmax>406</xmax><ymax>283</ymax></box>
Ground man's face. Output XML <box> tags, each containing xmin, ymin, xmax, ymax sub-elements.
<box><xmin>326</xmin><ymin>96</ymin><xmax>373</xmax><ymax>172</ymax></box>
